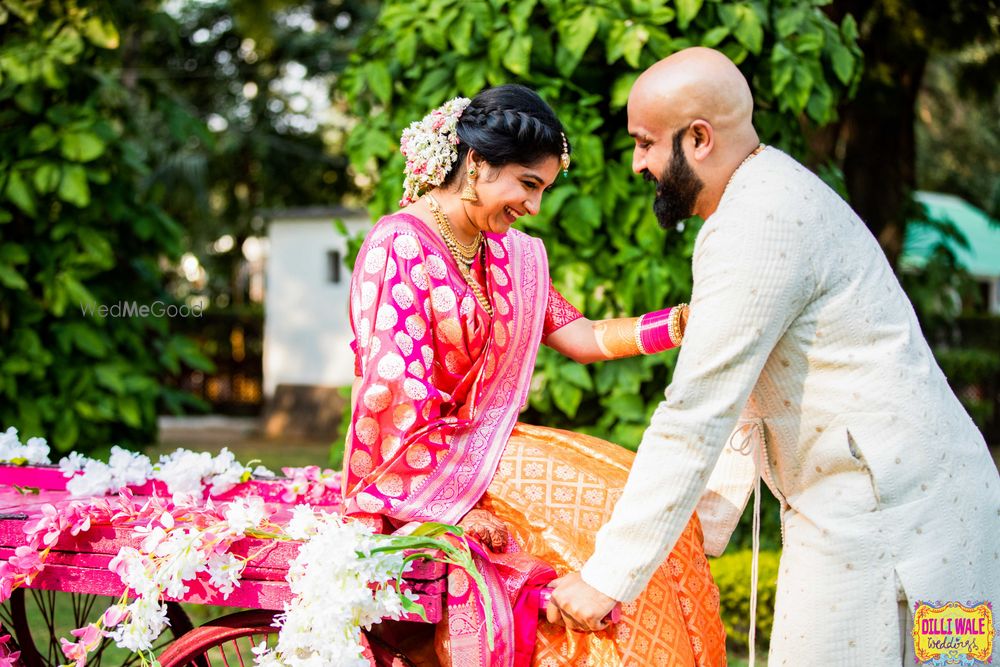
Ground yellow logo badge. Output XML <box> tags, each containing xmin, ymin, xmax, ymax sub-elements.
<box><xmin>912</xmin><ymin>601</ymin><xmax>995</xmax><ymax>665</ymax></box>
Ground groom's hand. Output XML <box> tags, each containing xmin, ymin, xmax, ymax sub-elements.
<box><xmin>546</xmin><ymin>572</ymin><xmax>618</xmax><ymax>632</ymax></box>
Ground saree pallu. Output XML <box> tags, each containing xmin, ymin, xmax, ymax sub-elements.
<box><xmin>346</xmin><ymin>213</ymin><xmax>725</xmax><ymax>666</ymax></box>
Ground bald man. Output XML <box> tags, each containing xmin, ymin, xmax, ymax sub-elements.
<box><xmin>548</xmin><ymin>48</ymin><xmax>999</xmax><ymax>664</ymax></box>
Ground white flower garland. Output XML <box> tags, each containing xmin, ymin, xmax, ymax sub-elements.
<box><xmin>0</xmin><ymin>427</ymin><xmax>274</xmax><ymax>504</ymax></box>
<box><xmin>398</xmin><ymin>97</ymin><xmax>471</xmax><ymax>207</ymax></box>
<box><xmin>253</xmin><ymin>508</ymin><xmax>416</xmax><ymax>667</ymax></box>
<box><xmin>0</xmin><ymin>427</ymin><xmax>51</xmax><ymax>465</ymax></box>
<box><xmin>1</xmin><ymin>425</ymin><xmax>496</xmax><ymax>665</ymax></box>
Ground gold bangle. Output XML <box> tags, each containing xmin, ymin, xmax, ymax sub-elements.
<box><xmin>668</xmin><ymin>303</ymin><xmax>688</xmax><ymax>346</ymax></box>
<box><xmin>633</xmin><ymin>315</ymin><xmax>648</xmax><ymax>355</ymax></box>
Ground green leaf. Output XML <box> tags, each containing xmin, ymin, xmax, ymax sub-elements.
<box><xmin>502</xmin><ymin>34</ymin><xmax>532</xmax><ymax>76</ymax></box>
<box><xmin>622</xmin><ymin>25</ymin><xmax>650</xmax><ymax>69</ymax></box>
<box><xmin>366</xmin><ymin>63</ymin><xmax>392</xmax><ymax>106</ymax></box>
<box><xmin>396</xmin><ymin>31</ymin><xmax>417</xmax><ymax>67</ymax></box>
<box><xmin>69</xmin><ymin>324</ymin><xmax>108</xmax><ymax>357</ymax></box>
<box><xmin>793</xmin><ymin>30</ymin><xmax>824</xmax><ymax>55</ymax></box>
<box><xmin>788</xmin><ymin>65</ymin><xmax>814</xmax><ymax>113</ymax></box>
<box><xmin>770</xmin><ymin>42</ymin><xmax>795</xmax><ymax>96</ymax></box>
<box><xmin>732</xmin><ymin>5</ymin><xmax>764</xmax><ymax>55</ymax></box>
<box><xmin>676</xmin><ymin>0</ymin><xmax>703</xmax><ymax>30</ymax></box>
<box><xmin>4</xmin><ymin>171</ymin><xmax>36</xmax><ymax>216</ymax></box>
<box><xmin>829</xmin><ymin>42</ymin><xmax>854</xmax><ymax>85</ymax></box>
<box><xmin>561</xmin><ymin>7</ymin><xmax>600</xmax><ymax>64</ymax></box>
<box><xmin>841</xmin><ymin>14</ymin><xmax>858</xmax><ymax>42</ymax></box>
<box><xmin>701</xmin><ymin>26</ymin><xmax>730</xmax><ymax>48</ymax></box>
<box><xmin>508</xmin><ymin>0</ymin><xmax>538</xmax><ymax>33</ymax></box>
<box><xmin>610</xmin><ymin>72</ymin><xmax>640</xmax><ymax>111</ymax></box>
<box><xmin>14</xmin><ymin>85</ymin><xmax>43</xmax><ymax>114</ymax></box>
<box><xmin>560</xmin><ymin>362</ymin><xmax>593</xmax><ymax>390</ymax></box>
<box><xmin>61</xmin><ymin>131</ymin><xmax>106</xmax><ymax>162</ymax></box>
<box><xmin>0</xmin><ymin>265</ymin><xmax>28</xmax><ymax>290</ymax></box>
<box><xmin>59</xmin><ymin>272</ymin><xmax>97</xmax><ymax>309</ymax></box>
<box><xmin>0</xmin><ymin>243</ymin><xmax>28</xmax><ymax>265</ymax></box>
<box><xmin>603</xmin><ymin>393</ymin><xmax>648</xmax><ymax>421</ymax></box>
<box><xmin>29</xmin><ymin>124</ymin><xmax>59</xmax><ymax>152</ymax></box>
<box><xmin>449</xmin><ymin>11</ymin><xmax>474</xmax><ymax>55</ymax></box>
<box><xmin>455</xmin><ymin>59</ymin><xmax>487</xmax><ymax>98</ymax></box>
<box><xmin>33</xmin><ymin>163</ymin><xmax>61</xmax><ymax>194</ymax></box>
<box><xmin>775</xmin><ymin>7</ymin><xmax>805</xmax><ymax>39</ymax></box>
<box><xmin>119</xmin><ymin>397</ymin><xmax>142</xmax><ymax>428</ymax></box>
<box><xmin>82</xmin><ymin>15</ymin><xmax>120</xmax><ymax>49</ymax></box>
<box><xmin>95</xmin><ymin>364</ymin><xmax>126</xmax><ymax>393</ymax></box>
<box><xmin>551</xmin><ymin>381</ymin><xmax>582</xmax><ymax>418</ymax></box>
<box><xmin>58</xmin><ymin>164</ymin><xmax>90</xmax><ymax>207</ymax></box>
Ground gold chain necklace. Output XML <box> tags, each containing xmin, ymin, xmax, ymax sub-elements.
<box><xmin>425</xmin><ymin>195</ymin><xmax>493</xmax><ymax>317</ymax></box>
<box><xmin>426</xmin><ymin>194</ymin><xmax>482</xmax><ymax>264</ymax></box>
<box><xmin>724</xmin><ymin>143</ymin><xmax>765</xmax><ymax>193</ymax></box>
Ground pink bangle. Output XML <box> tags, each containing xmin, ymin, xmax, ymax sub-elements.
<box><xmin>636</xmin><ymin>305</ymin><xmax>687</xmax><ymax>354</ymax></box>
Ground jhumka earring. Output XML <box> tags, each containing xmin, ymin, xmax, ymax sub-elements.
<box><xmin>560</xmin><ymin>132</ymin><xmax>571</xmax><ymax>178</ymax></box>
<box><xmin>461</xmin><ymin>166</ymin><xmax>479</xmax><ymax>202</ymax></box>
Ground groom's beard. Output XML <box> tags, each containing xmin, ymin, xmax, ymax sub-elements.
<box><xmin>646</xmin><ymin>130</ymin><xmax>704</xmax><ymax>229</ymax></box>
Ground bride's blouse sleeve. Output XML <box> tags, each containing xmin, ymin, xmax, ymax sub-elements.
<box><xmin>542</xmin><ymin>280</ymin><xmax>584</xmax><ymax>338</ymax></box>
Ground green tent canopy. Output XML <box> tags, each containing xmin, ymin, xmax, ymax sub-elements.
<box><xmin>901</xmin><ymin>191</ymin><xmax>1000</xmax><ymax>279</ymax></box>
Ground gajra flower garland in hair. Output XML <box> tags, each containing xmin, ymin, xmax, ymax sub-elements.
<box><xmin>398</xmin><ymin>97</ymin><xmax>471</xmax><ymax>207</ymax></box>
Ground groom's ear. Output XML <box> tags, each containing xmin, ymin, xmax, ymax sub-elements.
<box><xmin>689</xmin><ymin>120</ymin><xmax>714</xmax><ymax>161</ymax></box>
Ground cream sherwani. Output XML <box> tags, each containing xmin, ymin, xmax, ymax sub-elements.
<box><xmin>581</xmin><ymin>147</ymin><xmax>1000</xmax><ymax>665</ymax></box>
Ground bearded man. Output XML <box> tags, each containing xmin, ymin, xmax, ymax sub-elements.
<box><xmin>547</xmin><ymin>47</ymin><xmax>1000</xmax><ymax>665</ymax></box>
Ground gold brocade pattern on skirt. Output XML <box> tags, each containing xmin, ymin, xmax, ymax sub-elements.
<box><xmin>485</xmin><ymin>423</ymin><xmax>727</xmax><ymax>667</ymax></box>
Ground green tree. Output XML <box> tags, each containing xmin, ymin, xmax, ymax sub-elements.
<box><xmin>340</xmin><ymin>0</ymin><xmax>862</xmax><ymax>447</ymax></box>
<box><xmin>0</xmin><ymin>1</ymin><xmax>210</xmax><ymax>454</ymax></box>
<box><xmin>119</xmin><ymin>0</ymin><xmax>378</xmax><ymax>307</ymax></box>
<box><xmin>916</xmin><ymin>47</ymin><xmax>1000</xmax><ymax>220</ymax></box>
<box><xmin>809</xmin><ymin>0</ymin><xmax>999</xmax><ymax>266</ymax></box>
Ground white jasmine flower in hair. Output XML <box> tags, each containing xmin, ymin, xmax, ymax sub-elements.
<box><xmin>399</xmin><ymin>97</ymin><xmax>471</xmax><ymax>206</ymax></box>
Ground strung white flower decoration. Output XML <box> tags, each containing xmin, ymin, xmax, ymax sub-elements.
<box><xmin>0</xmin><ymin>426</ymin><xmax>51</xmax><ymax>465</ymax></box>
<box><xmin>399</xmin><ymin>97</ymin><xmax>471</xmax><ymax>207</ymax></box>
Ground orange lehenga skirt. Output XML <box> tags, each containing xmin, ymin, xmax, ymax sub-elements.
<box><xmin>436</xmin><ymin>423</ymin><xmax>727</xmax><ymax>667</ymax></box>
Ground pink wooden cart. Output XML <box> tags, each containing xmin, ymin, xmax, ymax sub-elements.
<box><xmin>0</xmin><ymin>464</ymin><xmax>446</xmax><ymax>666</ymax></box>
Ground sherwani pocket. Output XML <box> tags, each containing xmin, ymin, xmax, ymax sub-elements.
<box><xmin>784</xmin><ymin>416</ymin><xmax>882</xmax><ymax>521</ymax></box>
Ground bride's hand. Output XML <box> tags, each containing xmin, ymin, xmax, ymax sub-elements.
<box><xmin>458</xmin><ymin>508</ymin><xmax>509</xmax><ymax>551</ymax></box>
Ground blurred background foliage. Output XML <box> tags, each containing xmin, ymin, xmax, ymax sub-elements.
<box><xmin>340</xmin><ymin>0</ymin><xmax>865</xmax><ymax>447</ymax></box>
<box><xmin>0</xmin><ymin>0</ymin><xmax>210</xmax><ymax>454</ymax></box>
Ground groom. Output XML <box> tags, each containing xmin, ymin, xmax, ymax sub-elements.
<box><xmin>548</xmin><ymin>47</ymin><xmax>1000</xmax><ymax>663</ymax></box>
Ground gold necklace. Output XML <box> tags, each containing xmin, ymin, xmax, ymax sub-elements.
<box><xmin>724</xmin><ymin>144</ymin><xmax>765</xmax><ymax>192</ymax></box>
<box><xmin>425</xmin><ymin>195</ymin><xmax>493</xmax><ymax>317</ymax></box>
<box><xmin>426</xmin><ymin>194</ymin><xmax>482</xmax><ymax>264</ymax></box>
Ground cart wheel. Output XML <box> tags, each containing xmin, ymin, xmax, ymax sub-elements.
<box><xmin>157</xmin><ymin>611</ymin><xmax>417</xmax><ymax>667</ymax></box>
<box><xmin>156</xmin><ymin>610</ymin><xmax>278</xmax><ymax>667</ymax></box>
<box><xmin>1</xmin><ymin>589</ymin><xmax>192</xmax><ymax>667</ymax></box>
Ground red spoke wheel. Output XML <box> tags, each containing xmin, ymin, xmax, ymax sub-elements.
<box><xmin>2</xmin><ymin>589</ymin><xmax>192</xmax><ymax>667</ymax></box>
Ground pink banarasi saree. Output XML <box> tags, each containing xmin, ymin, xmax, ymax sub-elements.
<box><xmin>346</xmin><ymin>213</ymin><xmax>726</xmax><ymax>667</ymax></box>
